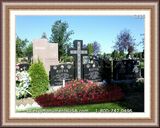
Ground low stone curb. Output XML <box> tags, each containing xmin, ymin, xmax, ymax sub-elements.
<box><xmin>16</xmin><ymin>102</ymin><xmax>41</xmax><ymax>110</ymax></box>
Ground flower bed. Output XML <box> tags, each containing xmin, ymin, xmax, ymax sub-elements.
<box><xmin>16</xmin><ymin>70</ymin><xmax>31</xmax><ymax>99</ymax></box>
<box><xmin>35</xmin><ymin>80</ymin><xmax>124</xmax><ymax>107</ymax></box>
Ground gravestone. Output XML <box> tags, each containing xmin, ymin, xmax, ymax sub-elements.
<box><xmin>50</xmin><ymin>64</ymin><xmax>75</xmax><ymax>86</ymax></box>
<box><xmin>49</xmin><ymin>39</ymin><xmax>112</xmax><ymax>86</ymax></box>
<box><xmin>98</xmin><ymin>58</ymin><xmax>112</xmax><ymax>83</ymax></box>
<box><xmin>69</xmin><ymin>40</ymin><xmax>88</xmax><ymax>80</ymax></box>
<box><xmin>33</xmin><ymin>39</ymin><xmax>59</xmax><ymax>73</ymax></box>
<box><xmin>83</xmin><ymin>63</ymin><xmax>101</xmax><ymax>82</ymax></box>
<box><xmin>17</xmin><ymin>63</ymin><xmax>30</xmax><ymax>71</ymax></box>
<box><xmin>113</xmin><ymin>59</ymin><xmax>141</xmax><ymax>80</ymax></box>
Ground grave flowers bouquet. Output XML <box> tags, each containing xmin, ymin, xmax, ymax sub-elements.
<box><xmin>16</xmin><ymin>70</ymin><xmax>31</xmax><ymax>99</ymax></box>
<box><xmin>35</xmin><ymin>79</ymin><xmax>124</xmax><ymax>107</ymax></box>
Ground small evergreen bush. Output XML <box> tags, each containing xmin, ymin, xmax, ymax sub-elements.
<box><xmin>29</xmin><ymin>60</ymin><xmax>49</xmax><ymax>98</ymax></box>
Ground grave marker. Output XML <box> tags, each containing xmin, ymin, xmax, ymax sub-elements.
<box><xmin>83</xmin><ymin>63</ymin><xmax>101</xmax><ymax>82</ymax></box>
<box><xmin>69</xmin><ymin>40</ymin><xmax>88</xmax><ymax>80</ymax></box>
<box><xmin>33</xmin><ymin>39</ymin><xmax>59</xmax><ymax>73</ymax></box>
<box><xmin>50</xmin><ymin>64</ymin><xmax>75</xmax><ymax>86</ymax></box>
<box><xmin>113</xmin><ymin>59</ymin><xmax>141</xmax><ymax>80</ymax></box>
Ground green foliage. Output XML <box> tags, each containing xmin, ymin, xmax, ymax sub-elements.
<box><xmin>41</xmin><ymin>32</ymin><xmax>48</xmax><ymax>39</ymax></box>
<box><xmin>134</xmin><ymin>52</ymin><xmax>140</xmax><ymax>58</ymax></box>
<box><xmin>87</xmin><ymin>43</ymin><xmax>94</xmax><ymax>56</ymax></box>
<box><xmin>16</xmin><ymin>36</ymin><xmax>28</xmax><ymax>59</ymax></box>
<box><xmin>49</xmin><ymin>20</ymin><xmax>74</xmax><ymax>61</ymax></box>
<box><xmin>86</xmin><ymin>41</ymin><xmax>101</xmax><ymax>56</ymax></box>
<box><xmin>16</xmin><ymin>36</ymin><xmax>33</xmax><ymax>63</ymax></box>
<box><xmin>119</xmin><ymin>51</ymin><xmax>125</xmax><ymax>59</ymax></box>
<box><xmin>111</xmin><ymin>50</ymin><xmax>119</xmax><ymax>60</ymax></box>
<box><xmin>140</xmin><ymin>61</ymin><xmax>144</xmax><ymax>68</ymax></box>
<box><xmin>60</xmin><ymin>55</ymin><xmax>74</xmax><ymax>63</ymax></box>
<box><xmin>134</xmin><ymin>52</ymin><xmax>144</xmax><ymax>61</ymax></box>
<box><xmin>111</xmin><ymin>50</ymin><xmax>125</xmax><ymax>60</ymax></box>
<box><xmin>29</xmin><ymin>60</ymin><xmax>49</xmax><ymax>98</ymax></box>
<box><xmin>24</xmin><ymin>43</ymin><xmax>33</xmax><ymax>63</ymax></box>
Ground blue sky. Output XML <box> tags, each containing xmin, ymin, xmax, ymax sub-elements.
<box><xmin>16</xmin><ymin>16</ymin><xmax>144</xmax><ymax>53</ymax></box>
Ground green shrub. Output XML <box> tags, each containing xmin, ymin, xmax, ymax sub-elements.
<box><xmin>29</xmin><ymin>60</ymin><xmax>49</xmax><ymax>98</ymax></box>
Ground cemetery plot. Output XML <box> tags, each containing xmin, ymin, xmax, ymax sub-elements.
<box><xmin>49</xmin><ymin>40</ymin><xmax>143</xmax><ymax>86</ymax></box>
<box><xmin>50</xmin><ymin>64</ymin><xmax>75</xmax><ymax>86</ymax></box>
<box><xmin>113</xmin><ymin>59</ymin><xmax>141</xmax><ymax>80</ymax></box>
<box><xmin>83</xmin><ymin>63</ymin><xmax>101</xmax><ymax>82</ymax></box>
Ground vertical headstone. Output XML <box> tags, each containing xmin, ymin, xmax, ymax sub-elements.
<box><xmin>69</xmin><ymin>40</ymin><xmax>88</xmax><ymax>80</ymax></box>
<box><xmin>98</xmin><ymin>58</ymin><xmax>112</xmax><ymax>83</ymax></box>
<box><xmin>33</xmin><ymin>39</ymin><xmax>59</xmax><ymax>73</ymax></box>
<box><xmin>18</xmin><ymin>63</ymin><xmax>30</xmax><ymax>71</ymax></box>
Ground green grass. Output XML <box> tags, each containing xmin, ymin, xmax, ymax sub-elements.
<box><xmin>17</xmin><ymin>102</ymin><xmax>128</xmax><ymax>113</ymax></box>
<box><xmin>17</xmin><ymin>91</ymin><xmax>144</xmax><ymax>113</ymax></box>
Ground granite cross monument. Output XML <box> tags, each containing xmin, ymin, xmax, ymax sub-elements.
<box><xmin>69</xmin><ymin>40</ymin><xmax>88</xmax><ymax>79</ymax></box>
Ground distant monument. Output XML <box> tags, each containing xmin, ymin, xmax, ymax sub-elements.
<box><xmin>33</xmin><ymin>39</ymin><xmax>59</xmax><ymax>73</ymax></box>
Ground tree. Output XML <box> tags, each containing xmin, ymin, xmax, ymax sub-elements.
<box><xmin>41</xmin><ymin>32</ymin><xmax>47</xmax><ymax>39</ymax></box>
<box><xmin>138</xmin><ymin>34</ymin><xmax>144</xmax><ymax>49</ymax></box>
<box><xmin>16</xmin><ymin>36</ymin><xmax>28</xmax><ymax>59</ymax></box>
<box><xmin>93</xmin><ymin>41</ymin><xmax>101</xmax><ymax>56</ymax></box>
<box><xmin>49</xmin><ymin>20</ymin><xmax>74</xmax><ymax>61</ymax></box>
<box><xmin>119</xmin><ymin>51</ymin><xmax>125</xmax><ymax>59</ymax></box>
<box><xmin>87</xmin><ymin>41</ymin><xmax>101</xmax><ymax>56</ymax></box>
<box><xmin>29</xmin><ymin>60</ymin><xmax>49</xmax><ymax>98</ymax></box>
<box><xmin>111</xmin><ymin>50</ymin><xmax>126</xmax><ymax>60</ymax></box>
<box><xmin>87</xmin><ymin>43</ymin><xmax>94</xmax><ymax>56</ymax></box>
<box><xmin>24</xmin><ymin>43</ymin><xmax>33</xmax><ymax>63</ymax></box>
<box><xmin>113</xmin><ymin>29</ymin><xmax>136</xmax><ymax>54</ymax></box>
<box><xmin>111</xmin><ymin>50</ymin><xmax>119</xmax><ymax>60</ymax></box>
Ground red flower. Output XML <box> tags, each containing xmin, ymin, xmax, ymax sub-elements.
<box><xmin>35</xmin><ymin>80</ymin><xmax>124</xmax><ymax>107</ymax></box>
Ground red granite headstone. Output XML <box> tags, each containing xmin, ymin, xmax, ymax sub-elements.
<box><xmin>33</xmin><ymin>39</ymin><xmax>59</xmax><ymax>73</ymax></box>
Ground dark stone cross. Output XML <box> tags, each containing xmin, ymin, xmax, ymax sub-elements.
<box><xmin>69</xmin><ymin>40</ymin><xmax>88</xmax><ymax>79</ymax></box>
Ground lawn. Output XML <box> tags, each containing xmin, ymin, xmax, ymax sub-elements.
<box><xmin>17</xmin><ymin>102</ymin><xmax>129</xmax><ymax>113</ymax></box>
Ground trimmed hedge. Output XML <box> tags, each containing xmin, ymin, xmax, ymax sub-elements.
<box><xmin>35</xmin><ymin>80</ymin><xmax>124</xmax><ymax>107</ymax></box>
<box><xmin>29</xmin><ymin>60</ymin><xmax>49</xmax><ymax>98</ymax></box>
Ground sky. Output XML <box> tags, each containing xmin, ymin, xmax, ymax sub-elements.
<box><xmin>16</xmin><ymin>16</ymin><xmax>144</xmax><ymax>53</ymax></box>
